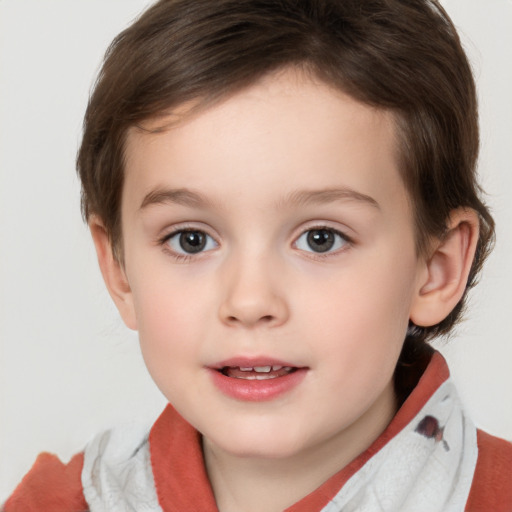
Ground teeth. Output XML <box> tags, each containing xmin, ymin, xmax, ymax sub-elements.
<box><xmin>241</xmin><ymin>374</ymin><xmax>278</xmax><ymax>380</ymax></box>
<box><xmin>221</xmin><ymin>365</ymin><xmax>296</xmax><ymax>378</ymax></box>
<box><xmin>254</xmin><ymin>366</ymin><xmax>272</xmax><ymax>373</ymax></box>
<box><xmin>237</xmin><ymin>366</ymin><xmax>276</xmax><ymax>373</ymax></box>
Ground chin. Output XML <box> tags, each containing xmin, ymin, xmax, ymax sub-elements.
<box><xmin>204</xmin><ymin>424</ymin><xmax>312</xmax><ymax>460</ymax></box>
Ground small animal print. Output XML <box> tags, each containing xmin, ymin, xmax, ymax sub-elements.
<box><xmin>415</xmin><ymin>415</ymin><xmax>449</xmax><ymax>451</ymax></box>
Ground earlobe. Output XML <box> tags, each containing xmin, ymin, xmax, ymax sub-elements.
<box><xmin>89</xmin><ymin>216</ymin><xmax>138</xmax><ymax>330</ymax></box>
<box><xmin>410</xmin><ymin>208</ymin><xmax>479</xmax><ymax>328</ymax></box>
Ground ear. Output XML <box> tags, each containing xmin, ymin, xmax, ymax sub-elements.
<box><xmin>89</xmin><ymin>216</ymin><xmax>138</xmax><ymax>330</ymax></box>
<box><xmin>410</xmin><ymin>208</ymin><xmax>479</xmax><ymax>327</ymax></box>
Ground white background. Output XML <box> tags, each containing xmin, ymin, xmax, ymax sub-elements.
<box><xmin>1</xmin><ymin>0</ymin><xmax>511</xmax><ymax>500</ymax></box>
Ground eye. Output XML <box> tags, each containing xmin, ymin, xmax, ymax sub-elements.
<box><xmin>166</xmin><ymin>230</ymin><xmax>218</xmax><ymax>255</ymax></box>
<box><xmin>295</xmin><ymin>228</ymin><xmax>349</xmax><ymax>254</ymax></box>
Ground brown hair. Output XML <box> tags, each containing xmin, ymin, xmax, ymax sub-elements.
<box><xmin>77</xmin><ymin>0</ymin><xmax>495</xmax><ymax>344</ymax></box>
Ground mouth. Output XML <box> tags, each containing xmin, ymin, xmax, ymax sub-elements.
<box><xmin>209</xmin><ymin>358</ymin><xmax>307</xmax><ymax>401</ymax></box>
<box><xmin>218</xmin><ymin>365</ymin><xmax>298</xmax><ymax>380</ymax></box>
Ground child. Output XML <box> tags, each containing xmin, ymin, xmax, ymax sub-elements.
<box><xmin>4</xmin><ymin>0</ymin><xmax>511</xmax><ymax>510</ymax></box>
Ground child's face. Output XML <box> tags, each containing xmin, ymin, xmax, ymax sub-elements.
<box><xmin>118</xmin><ymin>69</ymin><xmax>427</xmax><ymax>462</ymax></box>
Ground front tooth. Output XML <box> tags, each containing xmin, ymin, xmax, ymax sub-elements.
<box><xmin>272</xmin><ymin>365</ymin><xmax>283</xmax><ymax>371</ymax></box>
<box><xmin>236</xmin><ymin>373</ymin><xmax>278</xmax><ymax>380</ymax></box>
<box><xmin>239</xmin><ymin>367</ymin><xmax>253</xmax><ymax>371</ymax></box>
<box><xmin>254</xmin><ymin>366</ymin><xmax>271</xmax><ymax>373</ymax></box>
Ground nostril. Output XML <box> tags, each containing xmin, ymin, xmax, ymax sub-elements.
<box><xmin>226</xmin><ymin>314</ymin><xmax>275</xmax><ymax>325</ymax></box>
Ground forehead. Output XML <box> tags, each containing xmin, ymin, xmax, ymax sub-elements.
<box><xmin>122</xmin><ymin>69</ymin><xmax>407</xmax><ymax>216</ymax></box>
<box><xmin>129</xmin><ymin>70</ymin><xmax>396</xmax><ymax>149</ymax></box>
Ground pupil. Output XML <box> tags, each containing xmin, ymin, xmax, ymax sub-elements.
<box><xmin>307</xmin><ymin>229</ymin><xmax>334</xmax><ymax>253</ymax></box>
<box><xmin>180</xmin><ymin>231</ymin><xmax>206</xmax><ymax>253</ymax></box>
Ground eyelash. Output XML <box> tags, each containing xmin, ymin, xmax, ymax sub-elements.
<box><xmin>158</xmin><ymin>225</ymin><xmax>353</xmax><ymax>262</ymax></box>
<box><xmin>159</xmin><ymin>228</ymin><xmax>219</xmax><ymax>262</ymax></box>
<box><xmin>293</xmin><ymin>226</ymin><xmax>353</xmax><ymax>259</ymax></box>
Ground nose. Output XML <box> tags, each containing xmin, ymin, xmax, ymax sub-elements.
<box><xmin>218</xmin><ymin>254</ymin><xmax>289</xmax><ymax>328</ymax></box>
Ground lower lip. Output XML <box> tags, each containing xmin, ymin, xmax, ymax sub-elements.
<box><xmin>209</xmin><ymin>368</ymin><xmax>307</xmax><ymax>401</ymax></box>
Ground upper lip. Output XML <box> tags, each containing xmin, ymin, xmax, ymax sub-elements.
<box><xmin>210</xmin><ymin>356</ymin><xmax>303</xmax><ymax>370</ymax></box>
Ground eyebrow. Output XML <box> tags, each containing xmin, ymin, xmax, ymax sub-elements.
<box><xmin>281</xmin><ymin>187</ymin><xmax>380</xmax><ymax>210</ymax></box>
<box><xmin>139</xmin><ymin>186</ymin><xmax>380</xmax><ymax>212</ymax></box>
<box><xmin>139</xmin><ymin>187</ymin><xmax>213</xmax><ymax>210</ymax></box>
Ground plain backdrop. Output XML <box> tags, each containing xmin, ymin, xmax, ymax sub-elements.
<box><xmin>1</xmin><ymin>0</ymin><xmax>511</xmax><ymax>501</ymax></box>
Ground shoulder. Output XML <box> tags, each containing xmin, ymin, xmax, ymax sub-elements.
<box><xmin>465</xmin><ymin>429</ymin><xmax>512</xmax><ymax>511</ymax></box>
<box><xmin>2</xmin><ymin>452</ymin><xmax>88</xmax><ymax>512</ymax></box>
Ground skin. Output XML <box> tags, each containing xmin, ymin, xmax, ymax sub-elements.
<box><xmin>91</xmin><ymin>69</ymin><xmax>479</xmax><ymax>512</ymax></box>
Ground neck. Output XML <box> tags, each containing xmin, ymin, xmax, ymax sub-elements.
<box><xmin>203</xmin><ymin>383</ymin><xmax>397</xmax><ymax>512</ymax></box>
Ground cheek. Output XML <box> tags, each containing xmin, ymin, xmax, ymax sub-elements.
<box><xmin>134</xmin><ymin>294</ymin><xmax>206</xmax><ymax>404</ymax></box>
<box><xmin>301</xmin><ymin>261</ymin><xmax>416</xmax><ymax>420</ymax></box>
<box><xmin>130</xmin><ymin>272</ymin><xmax>211</xmax><ymax>379</ymax></box>
<box><xmin>304</xmin><ymin>252</ymin><xmax>417</xmax><ymax>362</ymax></box>
<box><xmin>130</xmin><ymin>258</ymin><xmax>212</xmax><ymax>332</ymax></box>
